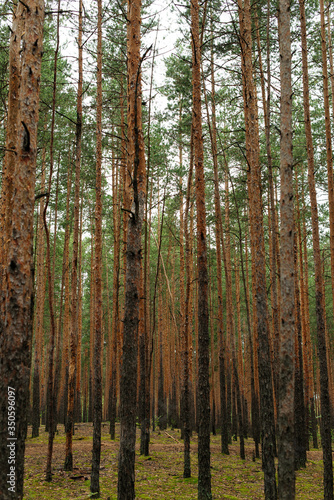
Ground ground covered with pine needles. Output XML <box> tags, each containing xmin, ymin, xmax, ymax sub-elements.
<box><xmin>24</xmin><ymin>423</ymin><xmax>325</xmax><ymax>499</ymax></box>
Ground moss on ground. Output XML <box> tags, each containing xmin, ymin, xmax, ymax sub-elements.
<box><xmin>23</xmin><ymin>423</ymin><xmax>324</xmax><ymax>499</ymax></box>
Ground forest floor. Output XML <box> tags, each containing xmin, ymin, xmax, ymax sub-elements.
<box><xmin>23</xmin><ymin>422</ymin><xmax>325</xmax><ymax>499</ymax></box>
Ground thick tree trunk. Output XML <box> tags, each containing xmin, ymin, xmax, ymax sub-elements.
<box><xmin>190</xmin><ymin>0</ymin><xmax>211</xmax><ymax>496</ymax></box>
<box><xmin>0</xmin><ymin>1</ymin><xmax>44</xmax><ymax>497</ymax></box>
<box><xmin>298</xmin><ymin>0</ymin><xmax>333</xmax><ymax>496</ymax></box>
<box><xmin>90</xmin><ymin>0</ymin><xmax>103</xmax><ymax>494</ymax></box>
<box><xmin>0</xmin><ymin>1</ymin><xmax>23</xmax><ymax>285</ymax></box>
<box><xmin>238</xmin><ymin>0</ymin><xmax>277</xmax><ymax>496</ymax></box>
<box><xmin>277</xmin><ymin>0</ymin><xmax>295</xmax><ymax>496</ymax></box>
<box><xmin>117</xmin><ymin>0</ymin><xmax>146</xmax><ymax>495</ymax></box>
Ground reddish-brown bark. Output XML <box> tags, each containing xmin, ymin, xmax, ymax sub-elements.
<box><xmin>298</xmin><ymin>0</ymin><xmax>333</xmax><ymax>496</ymax></box>
<box><xmin>238</xmin><ymin>0</ymin><xmax>277</xmax><ymax>496</ymax></box>
<box><xmin>0</xmin><ymin>1</ymin><xmax>44</xmax><ymax>496</ymax></box>
<box><xmin>90</xmin><ymin>0</ymin><xmax>103</xmax><ymax>494</ymax></box>
<box><xmin>190</xmin><ymin>0</ymin><xmax>211</xmax><ymax>496</ymax></box>
<box><xmin>117</xmin><ymin>0</ymin><xmax>146</xmax><ymax>495</ymax></box>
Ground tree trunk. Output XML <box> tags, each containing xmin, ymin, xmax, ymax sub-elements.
<box><xmin>117</xmin><ymin>0</ymin><xmax>146</xmax><ymax>495</ymax></box>
<box><xmin>75</xmin><ymin>193</ymin><xmax>83</xmax><ymax>423</ymax></box>
<box><xmin>206</xmin><ymin>40</ymin><xmax>229</xmax><ymax>456</ymax></box>
<box><xmin>0</xmin><ymin>1</ymin><xmax>44</xmax><ymax>497</ymax></box>
<box><xmin>56</xmin><ymin>155</ymin><xmax>72</xmax><ymax>424</ymax></box>
<box><xmin>32</xmin><ymin>150</ymin><xmax>46</xmax><ymax>438</ymax></box>
<box><xmin>109</xmin><ymin>145</ymin><xmax>121</xmax><ymax>440</ymax></box>
<box><xmin>255</xmin><ymin>8</ymin><xmax>279</xmax><ymax>408</ymax></box>
<box><xmin>224</xmin><ymin>173</ymin><xmax>245</xmax><ymax>459</ymax></box>
<box><xmin>190</xmin><ymin>0</ymin><xmax>211</xmax><ymax>496</ymax></box>
<box><xmin>301</xmin><ymin>180</ymin><xmax>318</xmax><ymax>449</ymax></box>
<box><xmin>320</xmin><ymin>0</ymin><xmax>334</xmax><ymax>331</ymax></box>
<box><xmin>238</xmin><ymin>0</ymin><xmax>277</xmax><ymax>496</ymax></box>
<box><xmin>0</xmin><ymin>1</ymin><xmax>23</xmax><ymax>287</ymax></box>
<box><xmin>298</xmin><ymin>0</ymin><xmax>333</xmax><ymax>496</ymax></box>
<box><xmin>182</xmin><ymin>122</ymin><xmax>195</xmax><ymax>477</ymax></box>
<box><xmin>64</xmin><ymin>0</ymin><xmax>83</xmax><ymax>471</ymax></box>
<box><xmin>90</xmin><ymin>0</ymin><xmax>103</xmax><ymax>494</ymax></box>
<box><xmin>45</xmin><ymin>0</ymin><xmax>61</xmax><ymax>477</ymax></box>
<box><xmin>277</xmin><ymin>0</ymin><xmax>295</xmax><ymax>495</ymax></box>
<box><xmin>293</xmin><ymin>220</ymin><xmax>307</xmax><ymax>470</ymax></box>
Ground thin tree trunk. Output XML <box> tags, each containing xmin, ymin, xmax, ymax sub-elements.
<box><xmin>32</xmin><ymin>151</ymin><xmax>46</xmax><ymax>438</ymax></box>
<box><xmin>57</xmin><ymin>156</ymin><xmax>73</xmax><ymax>423</ymax></box>
<box><xmin>109</xmin><ymin>148</ymin><xmax>121</xmax><ymax>440</ymax></box>
<box><xmin>45</xmin><ymin>0</ymin><xmax>61</xmax><ymax>477</ymax></box>
<box><xmin>182</xmin><ymin>124</ymin><xmax>193</xmax><ymax>477</ymax></box>
<box><xmin>64</xmin><ymin>0</ymin><xmax>83</xmax><ymax>471</ymax></box>
<box><xmin>224</xmin><ymin>173</ymin><xmax>245</xmax><ymax>460</ymax></box>
<box><xmin>255</xmin><ymin>9</ymin><xmax>280</xmax><ymax>408</ymax></box>
<box><xmin>139</xmin><ymin>27</ymin><xmax>157</xmax><ymax>457</ymax></box>
<box><xmin>202</xmin><ymin>38</ymin><xmax>229</xmax><ymax>454</ymax></box>
<box><xmin>293</xmin><ymin>216</ymin><xmax>307</xmax><ymax>470</ymax></box>
<box><xmin>75</xmin><ymin>193</ymin><xmax>83</xmax><ymax>423</ymax></box>
<box><xmin>229</xmin><ymin>174</ymin><xmax>260</xmax><ymax>458</ymax></box>
<box><xmin>295</xmin><ymin>172</ymin><xmax>310</xmax><ymax>452</ymax></box>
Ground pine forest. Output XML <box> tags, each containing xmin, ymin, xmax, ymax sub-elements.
<box><xmin>0</xmin><ymin>0</ymin><xmax>334</xmax><ymax>498</ymax></box>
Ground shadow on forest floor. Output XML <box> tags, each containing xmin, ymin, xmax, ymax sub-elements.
<box><xmin>23</xmin><ymin>422</ymin><xmax>325</xmax><ymax>499</ymax></box>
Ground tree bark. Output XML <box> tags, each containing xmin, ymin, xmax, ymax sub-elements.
<box><xmin>0</xmin><ymin>1</ymin><xmax>23</xmax><ymax>289</ymax></box>
<box><xmin>293</xmin><ymin>219</ymin><xmax>307</xmax><ymax>470</ymax></box>
<box><xmin>117</xmin><ymin>0</ymin><xmax>146</xmax><ymax>495</ymax></box>
<box><xmin>190</xmin><ymin>0</ymin><xmax>211</xmax><ymax>496</ymax></box>
<box><xmin>90</xmin><ymin>0</ymin><xmax>103</xmax><ymax>494</ymax></box>
<box><xmin>255</xmin><ymin>9</ymin><xmax>280</xmax><ymax>408</ymax></box>
<box><xmin>277</xmin><ymin>0</ymin><xmax>295</xmax><ymax>495</ymax></box>
<box><xmin>32</xmin><ymin>149</ymin><xmax>46</xmax><ymax>438</ymax></box>
<box><xmin>0</xmin><ymin>1</ymin><xmax>44</xmax><ymax>497</ymax></box>
<box><xmin>64</xmin><ymin>0</ymin><xmax>83</xmax><ymax>471</ymax></box>
<box><xmin>298</xmin><ymin>0</ymin><xmax>333</xmax><ymax>496</ymax></box>
<box><xmin>44</xmin><ymin>0</ymin><xmax>61</xmax><ymax>475</ymax></box>
<box><xmin>320</xmin><ymin>0</ymin><xmax>334</xmax><ymax>332</ymax></box>
<box><xmin>109</xmin><ymin>145</ymin><xmax>121</xmax><ymax>440</ymax></box>
<box><xmin>238</xmin><ymin>0</ymin><xmax>277</xmax><ymax>496</ymax></box>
